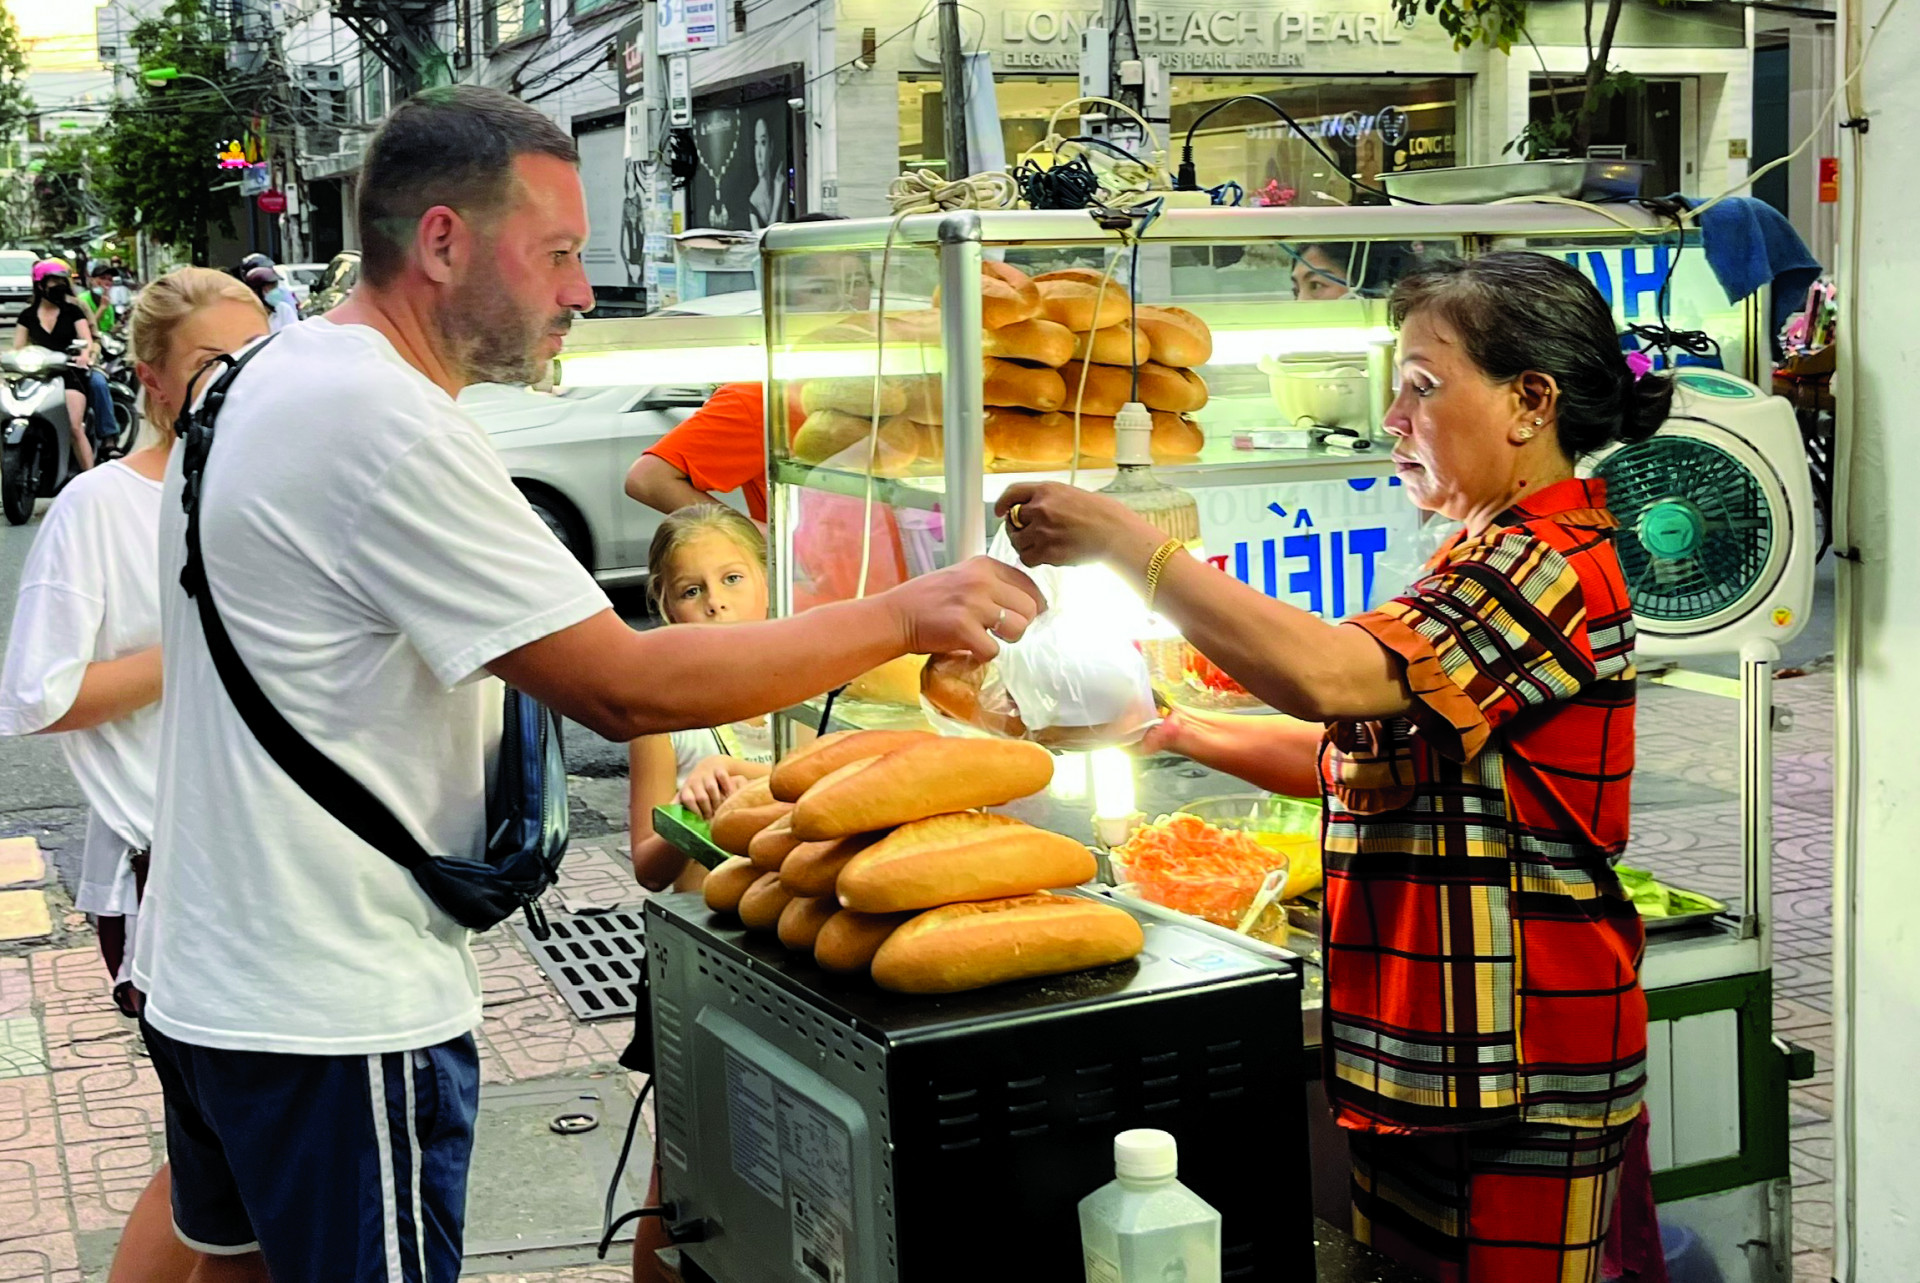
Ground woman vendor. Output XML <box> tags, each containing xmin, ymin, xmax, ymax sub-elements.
<box><xmin>998</xmin><ymin>252</ymin><xmax>1668</xmax><ymax>1283</ymax></box>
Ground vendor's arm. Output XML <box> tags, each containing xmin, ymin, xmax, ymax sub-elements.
<box><xmin>491</xmin><ymin>558</ymin><xmax>1042</xmax><ymax>742</ymax></box>
<box><xmin>1141</xmin><ymin>707</ymin><xmax>1324</xmax><ymax>798</ymax></box>
<box><xmin>41</xmin><ymin>648</ymin><xmax>162</xmax><ymax>733</ymax></box>
<box><xmin>624</xmin><ymin>452</ymin><xmax>717</xmax><ymax>514</ymax></box>
<box><xmin>628</xmin><ymin>735</ymin><xmax>690</xmax><ymax>891</ymax></box>
<box><xmin>996</xmin><ymin>483</ymin><xmax>1411</xmax><ymax>722</ymax></box>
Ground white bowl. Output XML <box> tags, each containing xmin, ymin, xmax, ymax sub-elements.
<box><xmin>1258</xmin><ymin>354</ymin><xmax>1370</xmax><ymax>429</ymax></box>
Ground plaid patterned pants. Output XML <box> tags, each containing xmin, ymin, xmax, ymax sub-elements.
<box><xmin>1350</xmin><ymin>1118</ymin><xmax>1635</xmax><ymax>1283</ymax></box>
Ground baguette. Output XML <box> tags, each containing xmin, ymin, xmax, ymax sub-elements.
<box><xmin>709</xmin><ymin>780</ymin><xmax>793</xmax><ymax>856</ymax></box>
<box><xmin>1136</xmin><ymin>362</ymin><xmax>1209</xmax><ymax>414</ymax></box>
<box><xmin>1072</xmin><ymin>322</ymin><xmax>1148</xmax><ymax>367</ymax></box>
<box><xmin>983</xmin><ymin>318</ymin><xmax>1075</xmax><ymax>368</ymax></box>
<box><xmin>1132</xmin><ymin>306</ymin><xmax>1213</xmax><ymax>368</ymax></box>
<box><xmin>983</xmin><ymin>357</ymin><xmax>1067</xmax><ymax>413</ymax></box>
<box><xmin>791</xmin><ymin>409</ymin><xmax>919</xmax><ymax>474</ymax></box>
<box><xmin>789</xmin><ymin>738</ymin><xmax>1056</xmax><ymax>841</ymax></box>
<box><xmin>702</xmin><ymin>856</ymin><xmax>760</xmax><ymax>914</ymax></box>
<box><xmin>777</xmin><ymin>895</ymin><xmax>840</xmax><ymax>951</ymax></box>
<box><xmin>780</xmin><ymin>831</ymin><xmax>882</xmax><ymax>897</ymax></box>
<box><xmin>980</xmin><ymin>261</ymin><xmax>1041</xmax><ymax>329</ymax></box>
<box><xmin>1056</xmin><ymin>412</ymin><xmax>1201</xmax><ymax>462</ymax></box>
<box><xmin>1033</xmin><ymin>275</ymin><xmax>1130</xmax><ymax>331</ymax></box>
<box><xmin>836</xmin><ymin>813</ymin><xmax>1097</xmax><ymax>913</ymax></box>
<box><xmin>983</xmin><ymin>408</ymin><xmax>1076</xmax><ymax>468</ymax></box>
<box><xmin>801</xmin><ymin>376</ymin><xmax>909</xmax><ymax>419</ymax></box>
<box><xmin>813</xmin><ymin>909</ymin><xmax>915</xmax><ymax>975</ymax></box>
<box><xmin>845</xmin><ymin>655</ymin><xmax>929</xmax><ymax>706</ymax></box>
<box><xmin>920</xmin><ymin>653</ymin><xmax>1027</xmax><ymax>739</ymax></box>
<box><xmin>870</xmin><ymin>894</ymin><xmax>1145</xmax><ymax>994</ymax></box>
<box><xmin>748</xmin><ymin>814</ymin><xmax>802</xmax><ymax>871</ymax></box>
<box><xmin>770</xmin><ymin>729</ymin><xmax>935</xmax><ymax>802</ymax></box>
<box><xmin>737</xmin><ymin>871</ymin><xmax>794</xmax><ymax>931</ymax></box>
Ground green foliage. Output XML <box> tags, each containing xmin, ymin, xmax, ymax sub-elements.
<box><xmin>0</xmin><ymin>7</ymin><xmax>34</xmax><ymax>155</ymax></box>
<box><xmin>32</xmin><ymin>132</ymin><xmax>109</xmax><ymax>240</ymax></box>
<box><xmin>96</xmin><ymin>0</ymin><xmax>255</xmax><ymax>261</ymax></box>
<box><xmin>1506</xmin><ymin>114</ymin><xmax>1574</xmax><ymax>161</ymax></box>
<box><xmin>1391</xmin><ymin>0</ymin><xmax>1531</xmax><ymax>54</ymax></box>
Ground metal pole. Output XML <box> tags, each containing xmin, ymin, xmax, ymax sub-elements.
<box><xmin>938</xmin><ymin>0</ymin><xmax>969</xmax><ymax>175</ymax></box>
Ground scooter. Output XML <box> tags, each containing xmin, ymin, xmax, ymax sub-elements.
<box><xmin>96</xmin><ymin>332</ymin><xmax>140</xmax><ymax>460</ymax></box>
<box><xmin>1</xmin><ymin>344</ymin><xmax>87</xmax><ymax>525</ymax></box>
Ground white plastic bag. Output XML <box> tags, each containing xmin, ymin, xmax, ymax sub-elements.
<box><xmin>919</xmin><ymin>528</ymin><xmax>1159</xmax><ymax>749</ymax></box>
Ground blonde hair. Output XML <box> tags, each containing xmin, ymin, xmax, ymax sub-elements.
<box><xmin>646</xmin><ymin>503</ymin><xmax>768</xmax><ymax>621</ymax></box>
<box><xmin>129</xmin><ymin>266</ymin><xmax>267</xmax><ymax>443</ymax></box>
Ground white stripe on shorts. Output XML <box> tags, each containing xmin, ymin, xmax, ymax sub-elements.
<box><xmin>403</xmin><ymin>1052</ymin><xmax>426</xmax><ymax>1282</ymax></box>
<box><xmin>367</xmin><ymin>1054</ymin><xmax>403</xmax><ymax>1281</ymax></box>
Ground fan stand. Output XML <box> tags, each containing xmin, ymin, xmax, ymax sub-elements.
<box><xmin>1645</xmin><ymin>642</ymin><xmax>1778</xmax><ymax>966</ymax></box>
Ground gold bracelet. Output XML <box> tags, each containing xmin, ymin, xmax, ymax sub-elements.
<box><xmin>1144</xmin><ymin>538</ymin><xmax>1184</xmax><ymax>614</ymax></box>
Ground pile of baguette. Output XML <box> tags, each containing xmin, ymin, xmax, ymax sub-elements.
<box><xmin>786</xmin><ymin>261</ymin><xmax>1213</xmax><ymax>475</ymax></box>
<box><xmin>700</xmin><ymin>729</ymin><xmax>1144</xmax><ymax>994</ymax></box>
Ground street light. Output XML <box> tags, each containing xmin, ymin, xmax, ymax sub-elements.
<box><xmin>140</xmin><ymin>66</ymin><xmax>244</xmax><ymax>117</ymax></box>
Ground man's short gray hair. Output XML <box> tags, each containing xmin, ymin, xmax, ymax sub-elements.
<box><xmin>356</xmin><ymin>85</ymin><xmax>578</xmax><ymax>288</ymax></box>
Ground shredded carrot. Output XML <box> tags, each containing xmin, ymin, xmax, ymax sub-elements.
<box><xmin>1116</xmin><ymin>814</ymin><xmax>1287</xmax><ymax>927</ymax></box>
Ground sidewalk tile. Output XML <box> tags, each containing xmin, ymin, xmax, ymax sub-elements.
<box><xmin>0</xmin><ymin>1231</ymin><xmax>81</xmax><ymax>1283</ymax></box>
<box><xmin>39</xmin><ymin>1011</ymin><xmax>135</xmax><ymax>1073</ymax></box>
<box><xmin>0</xmin><ymin>1018</ymin><xmax>49</xmax><ymax>1080</ymax></box>
<box><xmin>0</xmin><ymin>891</ymin><xmax>51</xmax><ymax>942</ymax></box>
<box><xmin>0</xmin><ymin>1074</ymin><xmax>57</xmax><ymax>1148</ymax></box>
<box><xmin>28</xmin><ymin>951</ymin><xmax>112</xmax><ymax>1017</ymax></box>
<box><xmin>51</xmin><ymin>1063</ymin><xmax>162</xmax><ymax>1145</ymax></box>
<box><xmin>64</xmin><ymin>1135</ymin><xmax>160</xmax><ymax>1233</ymax></box>
<box><xmin>0</xmin><ymin>958</ymin><xmax>31</xmax><ymax>1019</ymax></box>
<box><xmin>0</xmin><ymin>837</ymin><xmax>43</xmax><ymax>888</ymax></box>
<box><xmin>0</xmin><ymin>1144</ymin><xmax>68</xmax><ymax>1237</ymax></box>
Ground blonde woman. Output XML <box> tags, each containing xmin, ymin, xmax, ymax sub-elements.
<box><xmin>0</xmin><ymin>267</ymin><xmax>269</xmax><ymax>1283</ymax></box>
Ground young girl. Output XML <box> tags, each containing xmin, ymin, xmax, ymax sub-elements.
<box><xmin>0</xmin><ymin>267</ymin><xmax>271</xmax><ymax>1283</ymax></box>
<box><xmin>627</xmin><ymin>504</ymin><xmax>791</xmax><ymax>892</ymax></box>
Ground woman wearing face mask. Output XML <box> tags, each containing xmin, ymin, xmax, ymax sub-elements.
<box><xmin>997</xmin><ymin>253</ymin><xmax>1669</xmax><ymax>1283</ymax></box>
<box><xmin>0</xmin><ymin>266</ymin><xmax>271</xmax><ymax>1283</ymax></box>
<box><xmin>14</xmin><ymin>259</ymin><xmax>103</xmax><ymax>470</ymax></box>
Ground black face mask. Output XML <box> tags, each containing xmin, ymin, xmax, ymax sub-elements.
<box><xmin>41</xmin><ymin>279</ymin><xmax>70</xmax><ymax>302</ymax></box>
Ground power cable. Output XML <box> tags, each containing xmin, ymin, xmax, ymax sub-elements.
<box><xmin>1174</xmin><ymin>92</ymin><xmax>1421</xmax><ymax>205</ymax></box>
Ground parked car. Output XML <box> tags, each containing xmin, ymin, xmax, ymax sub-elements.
<box><xmin>461</xmin><ymin>380</ymin><xmax>738</xmax><ymax>584</ymax></box>
<box><xmin>0</xmin><ymin>250</ymin><xmax>38</xmax><ymax>314</ymax></box>
<box><xmin>275</xmin><ymin>262</ymin><xmax>328</xmax><ymax>310</ymax></box>
<box><xmin>302</xmin><ymin>250</ymin><xmax>359</xmax><ymax>316</ymax></box>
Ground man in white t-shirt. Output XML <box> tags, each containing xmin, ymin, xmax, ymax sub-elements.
<box><xmin>134</xmin><ymin>85</ymin><xmax>1040</xmax><ymax>1283</ymax></box>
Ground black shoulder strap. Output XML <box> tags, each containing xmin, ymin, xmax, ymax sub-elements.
<box><xmin>178</xmin><ymin>334</ymin><xmax>435</xmax><ymax>874</ymax></box>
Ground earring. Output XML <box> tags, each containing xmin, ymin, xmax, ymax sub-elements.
<box><xmin>1517</xmin><ymin>425</ymin><xmax>1536</xmax><ymax>441</ymax></box>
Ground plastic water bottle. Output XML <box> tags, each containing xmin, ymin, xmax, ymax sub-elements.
<box><xmin>1078</xmin><ymin>1129</ymin><xmax>1222</xmax><ymax>1283</ymax></box>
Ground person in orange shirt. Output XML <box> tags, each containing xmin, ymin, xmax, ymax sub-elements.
<box><xmin>625</xmin><ymin>217</ymin><xmax>869</xmax><ymax>524</ymax></box>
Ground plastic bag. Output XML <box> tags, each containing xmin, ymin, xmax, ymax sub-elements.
<box><xmin>919</xmin><ymin>528</ymin><xmax>1159</xmax><ymax>749</ymax></box>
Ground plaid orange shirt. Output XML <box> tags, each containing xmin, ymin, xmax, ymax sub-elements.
<box><xmin>1319</xmin><ymin>477</ymin><xmax>1647</xmax><ymax>1135</ymax></box>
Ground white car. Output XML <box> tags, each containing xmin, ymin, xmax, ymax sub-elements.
<box><xmin>275</xmin><ymin>262</ymin><xmax>328</xmax><ymax>310</ymax></box>
<box><xmin>461</xmin><ymin>380</ymin><xmax>724</xmax><ymax>585</ymax></box>
<box><xmin>0</xmin><ymin>250</ymin><xmax>37</xmax><ymax>313</ymax></box>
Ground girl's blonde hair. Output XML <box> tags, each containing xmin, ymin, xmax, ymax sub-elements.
<box><xmin>130</xmin><ymin>266</ymin><xmax>267</xmax><ymax>443</ymax></box>
<box><xmin>646</xmin><ymin>503</ymin><xmax>768</xmax><ymax>621</ymax></box>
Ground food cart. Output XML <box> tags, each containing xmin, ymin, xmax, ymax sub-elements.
<box><xmin>565</xmin><ymin>204</ymin><xmax>1795</xmax><ymax>1281</ymax></box>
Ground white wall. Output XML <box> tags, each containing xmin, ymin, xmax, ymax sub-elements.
<box><xmin>1835</xmin><ymin>0</ymin><xmax>1920</xmax><ymax>1273</ymax></box>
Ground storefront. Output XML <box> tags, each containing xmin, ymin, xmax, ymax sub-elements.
<box><xmin>825</xmin><ymin>0</ymin><xmax>1753</xmax><ymax>214</ymax></box>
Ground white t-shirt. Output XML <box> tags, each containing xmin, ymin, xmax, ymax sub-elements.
<box><xmin>134</xmin><ymin>321</ymin><xmax>609</xmax><ymax>1055</ymax></box>
<box><xmin>0</xmin><ymin>462</ymin><xmax>163</xmax><ymax>915</ymax></box>
<box><xmin>668</xmin><ymin>720</ymin><xmax>773</xmax><ymax>784</ymax></box>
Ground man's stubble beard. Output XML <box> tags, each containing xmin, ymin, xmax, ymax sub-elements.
<box><xmin>441</xmin><ymin>258</ymin><xmax>570</xmax><ymax>386</ymax></box>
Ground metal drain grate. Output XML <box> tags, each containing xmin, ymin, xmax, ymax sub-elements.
<box><xmin>512</xmin><ymin>907</ymin><xmax>645</xmax><ymax>1022</ymax></box>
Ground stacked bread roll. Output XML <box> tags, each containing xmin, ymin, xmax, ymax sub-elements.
<box><xmin>702</xmin><ymin>729</ymin><xmax>1143</xmax><ymax>993</ymax></box>
<box><xmin>971</xmin><ymin>263</ymin><xmax>1212</xmax><ymax>469</ymax></box>
<box><xmin>791</xmin><ymin>312</ymin><xmax>944</xmax><ymax>475</ymax></box>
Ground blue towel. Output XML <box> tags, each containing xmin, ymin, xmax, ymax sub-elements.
<box><xmin>1689</xmin><ymin>195</ymin><xmax>1822</xmax><ymax>352</ymax></box>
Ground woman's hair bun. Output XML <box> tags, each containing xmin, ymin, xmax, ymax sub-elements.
<box><xmin>1621</xmin><ymin>371</ymin><xmax>1676</xmax><ymax>445</ymax></box>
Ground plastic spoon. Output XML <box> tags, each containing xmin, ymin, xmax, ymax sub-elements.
<box><xmin>1236</xmin><ymin>867</ymin><xmax>1288</xmax><ymax>936</ymax></box>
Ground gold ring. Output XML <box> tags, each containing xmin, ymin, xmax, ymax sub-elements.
<box><xmin>1008</xmin><ymin>503</ymin><xmax>1027</xmax><ymax>530</ymax></box>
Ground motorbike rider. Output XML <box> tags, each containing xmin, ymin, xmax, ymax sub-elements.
<box><xmin>12</xmin><ymin>259</ymin><xmax>111</xmax><ymax>471</ymax></box>
<box><xmin>86</xmin><ymin>264</ymin><xmax>122</xmax><ymax>334</ymax></box>
<box><xmin>243</xmin><ymin>263</ymin><xmax>301</xmax><ymax>332</ymax></box>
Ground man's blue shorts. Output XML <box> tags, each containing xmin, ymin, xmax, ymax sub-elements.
<box><xmin>142</xmin><ymin>1021</ymin><xmax>480</xmax><ymax>1283</ymax></box>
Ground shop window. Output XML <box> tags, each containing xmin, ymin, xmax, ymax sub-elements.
<box><xmin>485</xmin><ymin>0</ymin><xmax>549</xmax><ymax>49</ymax></box>
<box><xmin>898</xmin><ymin>74</ymin><xmax>1468</xmax><ymax>201</ymax></box>
<box><xmin>1528</xmin><ymin>75</ymin><xmax>1684</xmax><ymax>198</ymax></box>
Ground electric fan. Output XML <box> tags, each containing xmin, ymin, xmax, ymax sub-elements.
<box><xmin>1581</xmin><ymin>368</ymin><xmax>1817</xmax><ymax>955</ymax></box>
<box><xmin>1584</xmin><ymin>368</ymin><xmax>1816</xmax><ymax>661</ymax></box>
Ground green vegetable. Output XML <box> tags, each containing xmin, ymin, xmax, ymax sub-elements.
<box><xmin>1616</xmin><ymin>865</ymin><xmax>1725</xmax><ymax>919</ymax></box>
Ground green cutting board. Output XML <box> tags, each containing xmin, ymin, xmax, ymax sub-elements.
<box><xmin>652</xmin><ymin>804</ymin><xmax>734</xmax><ymax>870</ymax></box>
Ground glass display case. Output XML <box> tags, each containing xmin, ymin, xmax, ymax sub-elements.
<box><xmin>738</xmin><ymin>205</ymin><xmax>1758</xmax><ymax>839</ymax></box>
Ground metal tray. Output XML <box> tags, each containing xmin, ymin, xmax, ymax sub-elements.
<box><xmin>1379</xmin><ymin>158</ymin><xmax>1650</xmax><ymax>205</ymax></box>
